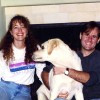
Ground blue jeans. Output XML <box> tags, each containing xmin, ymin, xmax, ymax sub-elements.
<box><xmin>0</xmin><ymin>79</ymin><xmax>31</xmax><ymax>100</ymax></box>
<box><xmin>91</xmin><ymin>99</ymin><xmax>100</xmax><ymax>100</ymax></box>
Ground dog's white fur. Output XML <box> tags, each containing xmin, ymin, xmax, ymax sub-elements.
<box><xmin>33</xmin><ymin>38</ymin><xmax>84</xmax><ymax>100</ymax></box>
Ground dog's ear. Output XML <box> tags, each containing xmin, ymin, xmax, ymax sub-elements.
<box><xmin>47</xmin><ymin>40</ymin><xmax>59</xmax><ymax>55</ymax></box>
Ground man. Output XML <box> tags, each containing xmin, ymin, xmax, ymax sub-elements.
<box><xmin>42</xmin><ymin>21</ymin><xmax>100</xmax><ymax>100</ymax></box>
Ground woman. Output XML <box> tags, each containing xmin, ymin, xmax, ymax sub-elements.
<box><xmin>0</xmin><ymin>15</ymin><xmax>45</xmax><ymax>100</ymax></box>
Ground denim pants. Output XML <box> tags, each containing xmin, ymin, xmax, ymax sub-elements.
<box><xmin>91</xmin><ymin>99</ymin><xmax>100</xmax><ymax>100</ymax></box>
<box><xmin>0</xmin><ymin>79</ymin><xmax>31</xmax><ymax>100</ymax></box>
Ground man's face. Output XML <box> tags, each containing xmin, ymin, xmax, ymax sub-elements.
<box><xmin>80</xmin><ymin>27</ymin><xmax>100</xmax><ymax>51</ymax></box>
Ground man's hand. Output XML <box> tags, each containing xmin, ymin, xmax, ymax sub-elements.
<box><xmin>53</xmin><ymin>67</ymin><xmax>66</xmax><ymax>75</ymax></box>
<box><xmin>58</xmin><ymin>91</ymin><xmax>69</xmax><ymax>99</ymax></box>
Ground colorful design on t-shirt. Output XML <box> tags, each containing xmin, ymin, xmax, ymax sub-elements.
<box><xmin>9</xmin><ymin>62</ymin><xmax>35</xmax><ymax>72</ymax></box>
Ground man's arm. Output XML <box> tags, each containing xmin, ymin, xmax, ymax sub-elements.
<box><xmin>53</xmin><ymin>67</ymin><xmax>90</xmax><ymax>83</ymax></box>
<box><xmin>54</xmin><ymin>67</ymin><xmax>99</xmax><ymax>87</ymax></box>
<box><xmin>41</xmin><ymin>62</ymin><xmax>53</xmax><ymax>90</ymax></box>
<box><xmin>68</xmin><ymin>68</ymin><xmax>90</xmax><ymax>83</ymax></box>
<box><xmin>41</xmin><ymin>71</ymin><xmax>50</xmax><ymax>90</ymax></box>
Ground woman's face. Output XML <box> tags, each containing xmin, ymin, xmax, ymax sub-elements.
<box><xmin>10</xmin><ymin>21</ymin><xmax>28</xmax><ymax>42</ymax></box>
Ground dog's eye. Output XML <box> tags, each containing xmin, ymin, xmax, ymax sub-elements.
<box><xmin>41</xmin><ymin>46</ymin><xmax>44</xmax><ymax>49</ymax></box>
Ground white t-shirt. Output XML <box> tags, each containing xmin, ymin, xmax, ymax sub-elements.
<box><xmin>0</xmin><ymin>45</ymin><xmax>45</xmax><ymax>85</ymax></box>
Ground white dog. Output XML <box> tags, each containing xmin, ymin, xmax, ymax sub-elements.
<box><xmin>33</xmin><ymin>38</ymin><xmax>84</xmax><ymax>100</ymax></box>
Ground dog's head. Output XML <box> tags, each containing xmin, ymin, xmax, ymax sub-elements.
<box><xmin>33</xmin><ymin>38</ymin><xmax>80</xmax><ymax>67</ymax></box>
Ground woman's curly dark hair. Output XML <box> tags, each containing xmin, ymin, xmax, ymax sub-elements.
<box><xmin>0</xmin><ymin>15</ymin><xmax>38</xmax><ymax>64</ymax></box>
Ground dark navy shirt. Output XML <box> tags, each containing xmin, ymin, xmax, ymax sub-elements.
<box><xmin>44</xmin><ymin>50</ymin><xmax>100</xmax><ymax>100</ymax></box>
<box><xmin>77</xmin><ymin>50</ymin><xmax>100</xmax><ymax>100</ymax></box>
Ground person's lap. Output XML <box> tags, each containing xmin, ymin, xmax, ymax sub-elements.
<box><xmin>13</xmin><ymin>95</ymin><xmax>31</xmax><ymax>100</ymax></box>
<box><xmin>0</xmin><ymin>80</ymin><xmax>31</xmax><ymax>100</ymax></box>
<box><xmin>0</xmin><ymin>85</ymin><xmax>10</xmax><ymax>100</ymax></box>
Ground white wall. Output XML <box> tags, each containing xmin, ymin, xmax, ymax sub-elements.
<box><xmin>1</xmin><ymin>0</ymin><xmax>100</xmax><ymax>6</ymax></box>
<box><xmin>4</xmin><ymin>2</ymin><xmax>100</xmax><ymax>29</ymax></box>
<box><xmin>0</xmin><ymin>0</ymin><xmax>6</xmax><ymax>40</ymax></box>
